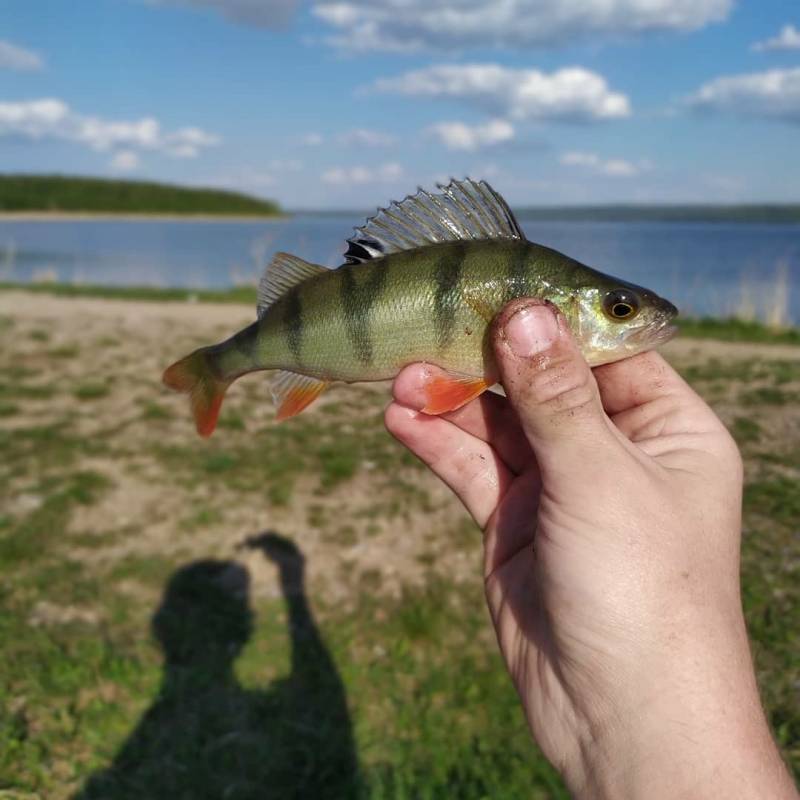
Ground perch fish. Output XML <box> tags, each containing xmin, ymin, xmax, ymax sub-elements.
<box><xmin>163</xmin><ymin>178</ymin><xmax>678</xmax><ymax>436</ymax></box>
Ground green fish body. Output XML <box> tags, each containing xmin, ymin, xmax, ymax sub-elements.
<box><xmin>164</xmin><ymin>180</ymin><xmax>677</xmax><ymax>436</ymax></box>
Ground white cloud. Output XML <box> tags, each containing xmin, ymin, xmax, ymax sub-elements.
<box><xmin>337</xmin><ymin>128</ymin><xmax>396</xmax><ymax>147</ymax></box>
<box><xmin>158</xmin><ymin>0</ymin><xmax>299</xmax><ymax>28</ymax></box>
<box><xmin>428</xmin><ymin>119</ymin><xmax>514</xmax><ymax>151</ymax></box>
<box><xmin>321</xmin><ymin>162</ymin><xmax>403</xmax><ymax>185</ymax></box>
<box><xmin>302</xmin><ymin>132</ymin><xmax>324</xmax><ymax>146</ymax></box>
<box><xmin>688</xmin><ymin>67</ymin><xmax>800</xmax><ymax>123</ymax></box>
<box><xmin>0</xmin><ymin>40</ymin><xmax>44</xmax><ymax>71</ymax></box>
<box><xmin>752</xmin><ymin>24</ymin><xmax>800</xmax><ymax>53</ymax></box>
<box><xmin>373</xmin><ymin>64</ymin><xmax>630</xmax><ymax>122</ymax></box>
<box><xmin>109</xmin><ymin>150</ymin><xmax>140</xmax><ymax>172</ymax></box>
<box><xmin>0</xmin><ymin>98</ymin><xmax>220</xmax><ymax>157</ymax></box>
<box><xmin>313</xmin><ymin>0</ymin><xmax>731</xmax><ymax>52</ymax></box>
<box><xmin>560</xmin><ymin>151</ymin><xmax>646</xmax><ymax>177</ymax></box>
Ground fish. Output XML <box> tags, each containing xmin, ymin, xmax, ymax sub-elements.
<box><xmin>163</xmin><ymin>178</ymin><xmax>678</xmax><ymax>437</ymax></box>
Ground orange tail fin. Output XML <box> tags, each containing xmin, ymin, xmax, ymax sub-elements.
<box><xmin>162</xmin><ymin>348</ymin><xmax>231</xmax><ymax>437</ymax></box>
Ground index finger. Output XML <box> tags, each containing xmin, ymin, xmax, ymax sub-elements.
<box><xmin>592</xmin><ymin>351</ymin><xmax>689</xmax><ymax>415</ymax></box>
<box><xmin>392</xmin><ymin>363</ymin><xmax>532</xmax><ymax>474</ymax></box>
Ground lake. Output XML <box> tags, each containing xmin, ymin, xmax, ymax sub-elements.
<box><xmin>1</xmin><ymin>215</ymin><xmax>798</xmax><ymax>322</ymax></box>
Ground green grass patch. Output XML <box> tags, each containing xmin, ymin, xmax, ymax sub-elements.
<box><xmin>154</xmin><ymin>410</ymin><xmax>416</xmax><ymax>507</ymax></box>
<box><xmin>0</xmin><ymin>470</ymin><xmax>112</xmax><ymax>567</ymax></box>
<box><xmin>679</xmin><ymin>357</ymin><xmax>758</xmax><ymax>384</ymax></box>
<box><xmin>140</xmin><ymin>400</ymin><xmax>173</xmax><ymax>421</ymax></box>
<box><xmin>0</xmin><ymin>379</ymin><xmax>56</xmax><ymax>400</ymax></box>
<box><xmin>217</xmin><ymin>410</ymin><xmax>246</xmax><ymax>431</ymax></box>
<box><xmin>0</xmin><ymin>401</ymin><xmax>18</xmax><ymax>417</ymax></box>
<box><xmin>739</xmin><ymin>386</ymin><xmax>799</xmax><ymax>406</ymax></box>
<box><xmin>180</xmin><ymin>506</ymin><xmax>223</xmax><ymax>531</ymax></box>
<box><xmin>47</xmin><ymin>344</ymin><xmax>80</xmax><ymax>359</ymax></box>
<box><xmin>677</xmin><ymin>317</ymin><xmax>800</xmax><ymax>345</ymax></box>
<box><xmin>744</xmin><ymin>476</ymin><xmax>800</xmax><ymax>525</ymax></box>
<box><xmin>73</xmin><ymin>382</ymin><xmax>110</xmax><ymax>400</ymax></box>
<box><xmin>1</xmin><ymin>281</ymin><xmax>258</xmax><ymax>305</ymax></box>
<box><xmin>758</xmin><ymin>360</ymin><xmax>800</xmax><ymax>384</ymax></box>
<box><xmin>730</xmin><ymin>417</ymin><xmax>762</xmax><ymax>445</ymax></box>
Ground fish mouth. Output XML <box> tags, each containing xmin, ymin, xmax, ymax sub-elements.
<box><xmin>625</xmin><ymin>318</ymin><xmax>679</xmax><ymax>347</ymax></box>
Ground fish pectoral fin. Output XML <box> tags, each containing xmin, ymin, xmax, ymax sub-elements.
<box><xmin>462</xmin><ymin>289</ymin><xmax>496</xmax><ymax>323</ymax></box>
<box><xmin>271</xmin><ymin>371</ymin><xmax>330</xmax><ymax>421</ymax></box>
<box><xmin>421</xmin><ymin>372</ymin><xmax>490</xmax><ymax>415</ymax></box>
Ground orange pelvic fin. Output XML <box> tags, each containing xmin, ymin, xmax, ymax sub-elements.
<box><xmin>421</xmin><ymin>373</ymin><xmax>490</xmax><ymax>415</ymax></box>
<box><xmin>271</xmin><ymin>370</ymin><xmax>330</xmax><ymax>421</ymax></box>
<box><xmin>163</xmin><ymin>348</ymin><xmax>231</xmax><ymax>438</ymax></box>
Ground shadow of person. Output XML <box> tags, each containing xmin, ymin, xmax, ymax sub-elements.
<box><xmin>75</xmin><ymin>536</ymin><xmax>360</xmax><ymax>800</ymax></box>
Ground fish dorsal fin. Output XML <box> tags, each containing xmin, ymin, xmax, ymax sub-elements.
<box><xmin>257</xmin><ymin>252</ymin><xmax>326</xmax><ymax>318</ymax></box>
<box><xmin>344</xmin><ymin>178</ymin><xmax>524</xmax><ymax>264</ymax></box>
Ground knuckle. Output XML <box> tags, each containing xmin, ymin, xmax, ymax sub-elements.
<box><xmin>527</xmin><ymin>356</ymin><xmax>597</xmax><ymax>414</ymax></box>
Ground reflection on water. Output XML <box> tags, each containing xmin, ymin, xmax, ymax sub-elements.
<box><xmin>0</xmin><ymin>215</ymin><xmax>798</xmax><ymax>322</ymax></box>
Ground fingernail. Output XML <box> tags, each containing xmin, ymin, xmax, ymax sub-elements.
<box><xmin>505</xmin><ymin>305</ymin><xmax>559</xmax><ymax>357</ymax></box>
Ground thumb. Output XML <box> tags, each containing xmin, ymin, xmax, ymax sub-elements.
<box><xmin>492</xmin><ymin>299</ymin><xmax>620</xmax><ymax>476</ymax></box>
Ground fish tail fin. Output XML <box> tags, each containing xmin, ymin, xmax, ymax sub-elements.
<box><xmin>162</xmin><ymin>348</ymin><xmax>232</xmax><ymax>438</ymax></box>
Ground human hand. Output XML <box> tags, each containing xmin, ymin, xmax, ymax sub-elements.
<box><xmin>385</xmin><ymin>299</ymin><xmax>796</xmax><ymax>799</ymax></box>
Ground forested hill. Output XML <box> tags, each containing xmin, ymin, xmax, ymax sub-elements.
<box><xmin>0</xmin><ymin>175</ymin><xmax>281</xmax><ymax>216</ymax></box>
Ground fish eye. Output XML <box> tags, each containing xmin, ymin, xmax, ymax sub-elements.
<box><xmin>603</xmin><ymin>289</ymin><xmax>640</xmax><ymax>321</ymax></box>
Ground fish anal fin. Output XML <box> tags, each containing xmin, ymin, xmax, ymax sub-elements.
<box><xmin>421</xmin><ymin>373</ymin><xmax>490</xmax><ymax>415</ymax></box>
<box><xmin>271</xmin><ymin>370</ymin><xmax>330</xmax><ymax>421</ymax></box>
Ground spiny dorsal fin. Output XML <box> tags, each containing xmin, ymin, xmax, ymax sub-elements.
<box><xmin>257</xmin><ymin>252</ymin><xmax>326</xmax><ymax>318</ymax></box>
<box><xmin>344</xmin><ymin>178</ymin><xmax>524</xmax><ymax>264</ymax></box>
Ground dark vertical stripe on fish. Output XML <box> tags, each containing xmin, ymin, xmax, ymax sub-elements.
<box><xmin>231</xmin><ymin>321</ymin><xmax>259</xmax><ymax>363</ymax></box>
<box><xmin>506</xmin><ymin>243</ymin><xmax>529</xmax><ymax>301</ymax></box>
<box><xmin>433</xmin><ymin>244</ymin><xmax>464</xmax><ymax>351</ymax></box>
<box><xmin>340</xmin><ymin>262</ymin><xmax>388</xmax><ymax>365</ymax></box>
<box><xmin>285</xmin><ymin>287</ymin><xmax>303</xmax><ymax>363</ymax></box>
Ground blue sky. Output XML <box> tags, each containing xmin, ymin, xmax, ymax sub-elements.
<box><xmin>1</xmin><ymin>0</ymin><xmax>799</xmax><ymax>209</ymax></box>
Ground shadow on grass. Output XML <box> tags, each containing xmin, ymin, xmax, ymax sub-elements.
<box><xmin>74</xmin><ymin>533</ymin><xmax>359</xmax><ymax>799</ymax></box>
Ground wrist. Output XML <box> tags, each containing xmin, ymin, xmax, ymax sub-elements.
<box><xmin>564</xmin><ymin>623</ymin><xmax>795</xmax><ymax>799</ymax></box>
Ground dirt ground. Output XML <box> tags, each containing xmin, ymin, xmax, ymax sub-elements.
<box><xmin>1</xmin><ymin>289</ymin><xmax>799</xmax><ymax>612</ymax></box>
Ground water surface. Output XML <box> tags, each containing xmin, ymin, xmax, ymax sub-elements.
<box><xmin>1</xmin><ymin>215</ymin><xmax>797</xmax><ymax>322</ymax></box>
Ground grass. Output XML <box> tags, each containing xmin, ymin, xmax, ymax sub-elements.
<box><xmin>73</xmin><ymin>382</ymin><xmax>110</xmax><ymax>400</ymax></box>
<box><xmin>0</xmin><ymin>281</ymin><xmax>259</xmax><ymax>305</ymax></box>
<box><xmin>2</xmin><ymin>282</ymin><xmax>798</xmax><ymax>344</ymax></box>
<box><xmin>0</xmin><ymin>293</ymin><xmax>797</xmax><ymax>797</ymax></box>
<box><xmin>676</xmin><ymin>316</ymin><xmax>800</xmax><ymax>345</ymax></box>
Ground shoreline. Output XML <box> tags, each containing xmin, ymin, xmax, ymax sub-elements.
<box><xmin>0</xmin><ymin>287</ymin><xmax>797</xmax><ymax>347</ymax></box>
<box><xmin>0</xmin><ymin>211</ymin><xmax>289</xmax><ymax>223</ymax></box>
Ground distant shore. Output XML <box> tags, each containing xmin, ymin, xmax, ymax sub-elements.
<box><xmin>0</xmin><ymin>175</ymin><xmax>283</xmax><ymax>219</ymax></box>
<box><xmin>0</xmin><ymin>211</ymin><xmax>287</xmax><ymax>223</ymax></box>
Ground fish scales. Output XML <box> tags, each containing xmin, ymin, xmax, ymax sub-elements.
<box><xmin>163</xmin><ymin>178</ymin><xmax>677</xmax><ymax>436</ymax></box>
<box><xmin>261</xmin><ymin>240</ymin><xmax>519</xmax><ymax>381</ymax></box>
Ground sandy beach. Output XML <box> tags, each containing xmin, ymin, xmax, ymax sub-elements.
<box><xmin>1</xmin><ymin>286</ymin><xmax>798</xmax><ymax>598</ymax></box>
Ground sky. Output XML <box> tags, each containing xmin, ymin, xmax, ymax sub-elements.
<box><xmin>1</xmin><ymin>0</ymin><xmax>799</xmax><ymax>209</ymax></box>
